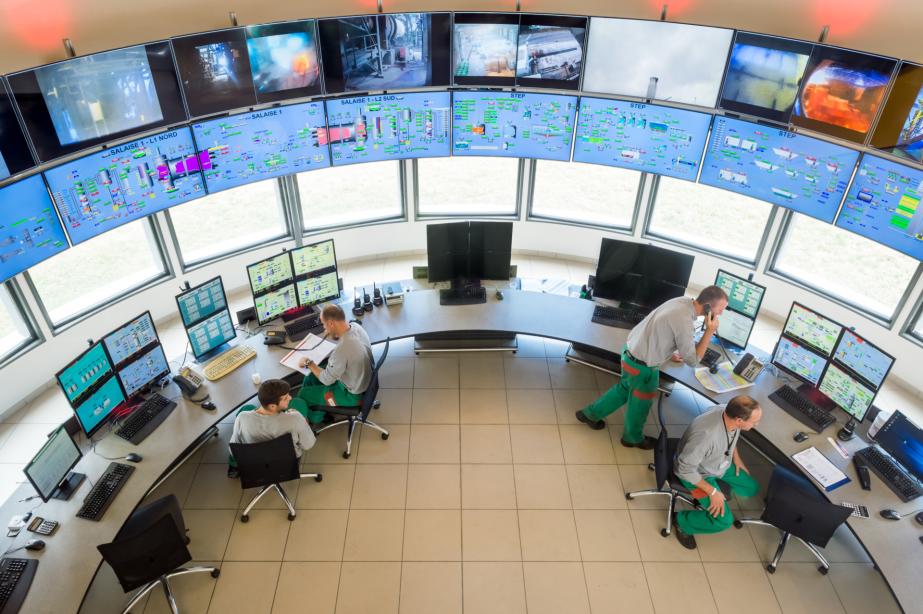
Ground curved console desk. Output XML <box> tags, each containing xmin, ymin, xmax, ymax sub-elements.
<box><xmin>10</xmin><ymin>289</ymin><xmax>919</xmax><ymax>613</ymax></box>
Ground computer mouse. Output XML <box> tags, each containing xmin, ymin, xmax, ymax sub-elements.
<box><xmin>793</xmin><ymin>431</ymin><xmax>809</xmax><ymax>443</ymax></box>
<box><xmin>125</xmin><ymin>453</ymin><xmax>142</xmax><ymax>463</ymax></box>
<box><xmin>708</xmin><ymin>364</ymin><xmax>718</xmax><ymax>374</ymax></box>
<box><xmin>201</xmin><ymin>401</ymin><xmax>216</xmax><ymax>411</ymax></box>
<box><xmin>25</xmin><ymin>539</ymin><xmax>45</xmax><ymax>551</ymax></box>
<box><xmin>495</xmin><ymin>290</ymin><xmax>504</xmax><ymax>300</ymax></box>
<box><xmin>880</xmin><ymin>509</ymin><xmax>901</xmax><ymax>521</ymax></box>
<box><xmin>915</xmin><ymin>511</ymin><xmax>923</xmax><ymax>525</ymax></box>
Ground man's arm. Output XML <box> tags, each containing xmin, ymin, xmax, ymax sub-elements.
<box><xmin>672</xmin><ymin>317</ymin><xmax>699</xmax><ymax>366</ymax></box>
<box><xmin>693</xmin><ymin>311</ymin><xmax>720</xmax><ymax>362</ymax></box>
<box><xmin>732</xmin><ymin>446</ymin><xmax>748</xmax><ymax>476</ymax></box>
<box><xmin>289</xmin><ymin>413</ymin><xmax>317</xmax><ymax>452</ymax></box>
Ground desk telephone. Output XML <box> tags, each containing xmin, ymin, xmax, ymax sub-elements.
<box><xmin>733</xmin><ymin>353</ymin><xmax>765</xmax><ymax>383</ymax></box>
<box><xmin>173</xmin><ymin>367</ymin><xmax>204</xmax><ymax>397</ymax></box>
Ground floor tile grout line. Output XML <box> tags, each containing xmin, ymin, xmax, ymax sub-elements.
<box><xmin>330</xmin><ymin>435</ymin><xmax>361</xmax><ymax>614</ymax></box>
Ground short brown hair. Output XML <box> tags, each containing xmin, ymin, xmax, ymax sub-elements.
<box><xmin>321</xmin><ymin>304</ymin><xmax>346</xmax><ymax>322</ymax></box>
<box><xmin>258</xmin><ymin>379</ymin><xmax>291</xmax><ymax>408</ymax></box>
<box><xmin>696</xmin><ymin>285</ymin><xmax>728</xmax><ymax>306</ymax></box>
<box><xmin>725</xmin><ymin>395</ymin><xmax>760</xmax><ymax>420</ymax></box>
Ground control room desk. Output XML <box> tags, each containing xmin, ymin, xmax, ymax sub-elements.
<box><xmin>13</xmin><ymin>289</ymin><xmax>921</xmax><ymax>613</ymax></box>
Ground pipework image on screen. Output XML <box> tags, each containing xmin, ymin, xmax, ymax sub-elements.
<box><xmin>454</xmin><ymin>23</ymin><xmax>518</xmax><ymax>77</ymax></box>
<box><xmin>516</xmin><ymin>25</ymin><xmax>583</xmax><ymax>81</ymax></box>
<box><xmin>336</xmin><ymin>14</ymin><xmax>433</xmax><ymax>91</ymax></box>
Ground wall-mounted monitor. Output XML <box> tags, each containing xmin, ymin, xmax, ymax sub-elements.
<box><xmin>572</xmin><ymin>98</ymin><xmax>710</xmax><ymax>181</ymax></box>
<box><xmin>0</xmin><ymin>85</ymin><xmax>36</xmax><ymax>180</ymax></box>
<box><xmin>791</xmin><ymin>45</ymin><xmax>897</xmax><ymax>144</ymax></box>
<box><xmin>781</xmin><ymin>302</ymin><xmax>843</xmax><ymax>358</ymax></box>
<box><xmin>515</xmin><ymin>14</ymin><xmax>586</xmax><ymax>90</ymax></box>
<box><xmin>719</xmin><ymin>32</ymin><xmax>813</xmax><ymax>124</ymax></box>
<box><xmin>45</xmin><ymin>128</ymin><xmax>205</xmax><ymax>244</ymax></box>
<box><xmin>191</xmin><ymin>101</ymin><xmax>330</xmax><ymax>193</ymax></box>
<box><xmin>699</xmin><ymin>116</ymin><xmax>859</xmax><ymax>222</ymax></box>
<box><xmin>451</xmin><ymin>91</ymin><xmax>577</xmax><ymax>161</ymax></box>
<box><xmin>453</xmin><ymin>13</ymin><xmax>520</xmax><ymax>87</ymax></box>
<box><xmin>7</xmin><ymin>42</ymin><xmax>187</xmax><ymax>162</ymax></box>
<box><xmin>835</xmin><ymin>154</ymin><xmax>923</xmax><ymax>260</ymax></box>
<box><xmin>324</xmin><ymin>92</ymin><xmax>450</xmax><ymax>165</ymax></box>
<box><xmin>869</xmin><ymin>62</ymin><xmax>923</xmax><ymax>164</ymax></box>
<box><xmin>583</xmin><ymin>18</ymin><xmax>733</xmax><ymax>107</ymax></box>
<box><xmin>319</xmin><ymin>13</ymin><xmax>451</xmax><ymax>94</ymax></box>
<box><xmin>172</xmin><ymin>29</ymin><xmax>257</xmax><ymax>118</ymax></box>
<box><xmin>246</xmin><ymin>20</ymin><xmax>324</xmax><ymax>103</ymax></box>
<box><xmin>0</xmin><ymin>174</ymin><xmax>69</xmax><ymax>283</ymax></box>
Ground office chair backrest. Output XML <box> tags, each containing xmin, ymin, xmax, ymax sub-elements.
<box><xmin>116</xmin><ymin>494</ymin><xmax>185</xmax><ymax>541</ymax></box>
<box><xmin>98</xmin><ymin>514</ymin><xmax>191</xmax><ymax>593</ymax></box>
<box><xmin>230</xmin><ymin>435</ymin><xmax>300</xmax><ymax>490</ymax></box>
<box><xmin>761</xmin><ymin>465</ymin><xmax>852</xmax><ymax>547</ymax></box>
<box><xmin>359</xmin><ymin>338</ymin><xmax>390</xmax><ymax>421</ymax></box>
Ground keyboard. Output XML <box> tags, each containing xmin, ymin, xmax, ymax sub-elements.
<box><xmin>855</xmin><ymin>446</ymin><xmax>923</xmax><ymax>502</ymax></box>
<box><xmin>203</xmin><ymin>345</ymin><xmax>257</xmax><ymax>381</ymax></box>
<box><xmin>700</xmin><ymin>347</ymin><xmax>721</xmax><ymax>368</ymax></box>
<box><xmin>768</xmin><ymin>384</ymin><xmax>836</xmax><ymax>433</ymax></box>
<box><xmin>284</xmin><ymin>314</ymin><xmax>323</xmax><ymax>341</ymax></box>
<box><xmin>591</xmin><ymin>305</ymin><xmax>648</xmax><ymax>329</ymax></box>
<box><xmin>115</xmin><ymin>393</ymin><xmax>177</xmax><ymax>445</ymax></box>
<box><xmin>439</xmin><ymin>287</ymin><xmax>487</xmax><ymax>306</ymax></box>
<box><xmin>76</xmin><ymin>462</ymin><xmax>134</xmax><ymax>521</ymax></box>
<box><xmin>0</xmin><ymin>558</ymin><xmax>37</xmax><ymax>614</ymax></box>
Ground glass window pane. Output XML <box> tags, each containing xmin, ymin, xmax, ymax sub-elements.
<box><xmin>913</xmin><ymin>311</ymin><xmax>923</xmax><ymax>339</ymax></box>
<box><xmin>647</xmin><ymin>178</ymin><xmax>773</xmax><ymax>262</ymax></box>
<box><xmin>298</xmin><ymin>162</ymin><xmax>402</xmax><ymax>229</ymax></box>
<box><xmin>418</xmin><ymin>157</ymin><xmax>518</xmax><ymax>216</ymax></box>
<box><xmin>0</xmin><ymin>284</ymin><xmax>35</xmax><ymax>360</ymax></box>
<box><xmin>531</xmin><ymin>161</ymin><xmax>638</xmax><ymax>228</ymax></box>
<box><xmin>773</xmin><ymin>214</ymin><xmax>918</xmax><ymax>319</ymax></box>
<box><xmin>169</xmin><ymin>181</ymin><xmax>287</xmax><ymax>264</ymax></box>
<box><xmin>29</xmin><ymin>220</ymin><xmax>168</xmax><ymax>325</ymax></box>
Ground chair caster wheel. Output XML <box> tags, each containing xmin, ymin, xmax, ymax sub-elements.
<box><xmin>373</xmin><ymin>400</ymin><xmax>381</xmax><ymax>409</ymax></box>
<box><xmin>240</xmin><ymin>515</ymin><xmax>249</xmax><ymax>523</ymax></box>
<box><xmin>647</xmin><ymin>463</ymin><xmax>655</xmax><ymax>471</ymax></box>
<box><xmin>287</xmin><ymin>513</ymin><xmax>296</xmax><ymax>521</ymax></box>
<box><xmin>315</xmin><ymin>474</ymin><xmax>323</xmax><ymax>482</ymax></box>
<box><xmin>211</xmin><ymin>569</ymin><xmax>221</xmax><ymax>578</ymax></box>
<box><xmin>625</xmin><ymin>493</ymin><xmax>634</xmax><ymax>500</ymax></box>
<box><xmin>381</xmin><ymin>432</ymin><xmax>389</xmax><ymax>440</ymax></box>
<box><xmin>660</xmin><ymin>528</ymin><xmax>669</xmax><ymax>537</ymax></box>
<box><xmin>766</xmin><ymin>565</ymin><xmax>776</xmax><ymax>574</ymax></box>
<box><xmin>342</xmin><ymin>451</ymin><xmax>351</xmax><ymax>459</ymax></box>
<box><xmin>733</xmin><ymin>520</ymin><xmax>743</xmax><ymax>529</ymax></box>
<box><xmin>818</xmin><ymin>566</ymin><xmax>828</xmax><ymax>575</ymax></box>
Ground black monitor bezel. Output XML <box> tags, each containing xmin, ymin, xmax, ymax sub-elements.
<box><xmin>247</xmin><ymin>251</ymin><xmax>297</xmax><ymax>324</ymax></box>
<box><xmin>714</xmin><ymin>269</ymin><xmax>766</xmax><ymax>320</ymax></box>
<box><xmin>0</xmin><ymin>80</ymin><xmax>37</xmax><ymax>178</ymax></box>
<box><xmin>780</xmin><ymin>301</ymin><xmax>844</xmax><ymax>358</ymax></box>
<box><xmin>187</xmin><ymin>307</ymin><xmax>238</xmax><ymax>359</ymax></box>
<box><xmin>869</xmin><ymin>61</ymin><xmax>923</xmax><ymax>161</ymax></box>
<box><xmin>23</xmin><ymin>425</ymin><xmax>83</xmax><ymax>503</ymax></box>
<box><xmin>515</xmin><ymin>13</ymin><xmax>588</xmax><ymax>91</ymax></box>
<box><xmin>54</xmin><ymin>340</ymin><xmax>115</xmax><ymax>408</ymax></box>
<box><xmin>592</xmin><ymin>238</ymin><xmax>694</xmax><ymax>302</ymax></box>
<box><xmin>175</xmin><ymin>275</ymin><xmax>229</xmax><ymax>328</ymax></box>
<box><xmin>292</xmin><ymin>238</ymin><xmax>341</xmax><ymax>307</ymax></box>
<box><xmin>829</xmin><ymin>327</ymin><xmax>895</xmax><ymax>392</ymax></box>
<box><xmin>452</xmin><ymin>12</ymin><xmax>521</xmax><ymax>87</ymax></box>
<box><xmin>245</xmin><ymin>19</ymin><xmax>325</xmax><ymax>103</ymax></box>
<box><xmin>116</xmin><ymin>344</ymin><xmax>171</xmax><ymax>399</ymax></box>
<box><xmin>815</xmin><ymin>360</ymin><xmax>877</xmax><ymax>422</ymax></box>
<box><xmin>102</xmin><ymin>310</ymin><xmax>162</xmax><ymax>370</ymax></box>
<box><xmin>770</xmin><ymin>334</ymin><xmax>828</xmax><ymax>387</ymax></box>
<box><xmin>874</xmin><ymin>410</ymin><xmax>923</xmax><ymax>483</ymax></box>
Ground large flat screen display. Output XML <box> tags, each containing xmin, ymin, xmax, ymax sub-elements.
<box><xmin>782</xmin><ymin>302</ymin><xmax>842</xmax><ymax>357</ymax></box>
<box><xmin>319</xmin><ymin>13</ymin><xmax>451</xmax><ymax>93</ymax></box>
<box><xmin>453</xmin><ymin>13</ymin><xmax>520</xmax><ymax>87</ymax></box>
<box><xmin>699</xmin><ymin>116</ymin><xmax>859</xmax><ymax>222</ymax></box>
<box><xmin>0</xmin><ymin>87</ymin><xmax>36</xmax><ymax>179</ymax></box>
<box><xmin>172</xmin><ymin>29</ymin><xmax>258</xmax><ymax>117</ymax></box>
<box><xmin>0</xmin><ymin>174</ymin><xmax>69</xmax><ymax>283</ymax></box>
<box><xmin>835</xmin><ymin>154</ymin><xmax>923</xmax><ymax>260</ymax></box>
<box><xmin>572</xmin><ymin>98</ymin><xmax>710</xmax><ymax>181</ymax></box>
<box><xmin>7</xmin><ymin>42</ymin><xmax>187</xmax><ymax>162</ymax></box>
<box><xmin>246</xmin><ymin>20</ymin><xmax>323</xmax><ymax>103</ymax></box>
<box><xmin>45</xmin><ymin>128</ymin><xmax>205</xmax><ymax>244</ymax></box>
<box><xmin>583</xmin><ymin>18</ymin><xmax>733</xmax><ymax>107</ymax></box>
<box><xmin>452</xmin><ymin>91</ymin><xmax>577</xmax><ymax>161</ymax></box>
<box><xmin>831</xmin><ymin>328</ymin><xmax>893</xmax><ymax>390</ymax></box>
<box><xmin>869</xmin><ymin>62</ymin><xmax>923</xmax><ymax>164</ymax></box>
<box><xmin>325</xmin><ymin>92</ymin><xmax>450</xmax><ymax>165</ymax></box>
<box><xmin>515</xmin><ymin>14</ymin><xmax>586</xmax><ymax>90</ymax></box>
<box><xmin>192</xmin><ymin>101</ymin><xmax>330</xmax><ymax>193</ymax></box>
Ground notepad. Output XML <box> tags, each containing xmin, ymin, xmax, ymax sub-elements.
<box><xmin>792</xmin><ymin>446</ymin><xmax>851</xmax><ymax>492</ymax></box>
<box><xmin>280</xmin><ymin>334</ymin><xmax>337</xmax><ymax>376</ymax></box>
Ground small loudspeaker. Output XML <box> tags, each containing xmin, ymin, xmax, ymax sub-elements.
<box><xmin>237</xmin><ymin>307</ymin><xmax>256</xmax><ymax>325</ymax></box>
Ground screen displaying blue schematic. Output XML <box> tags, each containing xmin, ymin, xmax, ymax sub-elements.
<box><xmin>191</xmin><ymin>102</ymin><xmax>331</xmax><ymax>194</ymax></box>
<box><xmin>103</xmin><ymin>312</ymin><xmax>159</xmax><ymax>368</ymax></box>
<box><xmin>700</xmin><ymin>116</ymin><xmax>859</xmax><ymax>222</ymax></box>
<box><xmin>819</xmin><ymin>363</ymin><xmax>876</xmax><ymax>420</ymax></box>
<box><xmin>117</xmin><ymin>345</ymin><xmax>170</xmax><ymax>398</ymax></box>
<box><xmin>292</xmin><ymin>239</ymin><xmax>336</xmax><ymax>276</ymax></box>
<box><xmin>44</xmin><ymin>129</ymin><xmax>205</xmax><ymax>244</ymax></box>
<box><xmin>255</xmin><ymin>284</ymin><xmax>298</xmax><ymax>323</ymax></box>
<box><xmin>572</xmin><ymin>98</ymin><xmax>711</xmax><ymax>181</ymax></box>
<box><xmin>188</xmin><ymin>310</ymin><xmax>237</xmax><ymax>359</ymax></box>
<box><xmin>772</xmin><ymin>337</ymin><xmax>827</xmax><ymax>385</ymax></box>
<box><xmin>324</xmin><ymin>92</ymin><xmax>451</xmax><ymax>166</ymax></box>
<box><xmin>835</xmin><ymin>154</ymin><xmax>923</xmax><ymax>260</ymax></box>
<box><xmin>782</xmin><ymin>303</ymin><xmax>843</xmax><ymax>357</ymax></box>
<box><xmin>0</xmin><ymin>174</ymin><xmax>70</xmax><ymax>283</ymax></box>
<box><xmin>56</xmin><ymin>343</ymin><xmax>113</xmax><ymax>404</ymax></box>
<box><xmin>297</xmin><ymin>271</ymin><xmax>339</xmax><ymax>306</ymax></box>
<box><xmin>832</xmin><ymin>329</ymin><xmax>893</xmax><ymax>390</ymax></box>
<box><xmin>73</xmin><ymin>374</ymin><xmax>126</xmax><ymax>436</ymax></box>
<box><xmin>452</xmin><ymin>91</ymin><xmax>577</xmax><ymax>161</ymax></box>
<box><xmin>715</xmin><ymin>269</ymin><xmax>765</xmax><ymax>319</ymax></box>
<box><xmin>177</xmin><ymin>277</ymin><xmax>227</xmax><ymax>327</ymax></box>
<box><xmin>248</xmin><ymin>253</ymin><xmax>294</xmax><ymax>295</ymax></box>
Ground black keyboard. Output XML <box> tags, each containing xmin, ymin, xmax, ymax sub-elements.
<box><xmin>0</xmin><ymin>558</ymin><xmax>37</xmax><ymax>614</ymax></box>
<box><xmin>439</xmin><ymin>287</ymin><xmax>487</xmax><ymax>305</ymax></box>
<box><xmin>284</xmin><ymin>314</ymin><xmax>323</xmax><ymax>341</ymax></box>
<box><xmin>115</xmin><ymin>393</ymin><xmax>176</xmax><ymax>445</ymax></box>
<box><xmin>76</xmin><ymin>462</ymin><xmax>134</xmax><ymax>521</ymax></box>
<box><xmin>769</xmin><ymin>384</ymin><xmax>836</xmax><ymax>433</ymax></box>
<box><xmin>855</xmin><ymin>446</ymin><xmax>923</xmax><ymax>502</ymax></box>
<box><xmin>591</xmin><ymin>305</ymin><xmax>648</xmax><ymax>329</ymax></box>
<box><xmin>701</xmin><ymin>347</ymin><xmax>721</xmax><ymax>367</ymax></box>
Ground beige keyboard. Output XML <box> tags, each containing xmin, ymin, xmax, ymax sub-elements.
<box><xmin>203</xmin><ymin>345</ymin><xmax>257</xmax><ymax>381</ymax></box>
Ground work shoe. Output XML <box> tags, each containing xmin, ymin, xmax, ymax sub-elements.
<box><xmin>672</xmin><ymin>513</ymin><xmax>697</xmax><ymax>549</ymax></box>
<box><xmin>227</xmin><ymin>466</ymin><xmax>240</xmax><ymax>479</ymax></box>
<box><xmin>619</xmin><ymin>435</ymin><xmax>657</xmax><ymax>450</ymax></box>
<box><xmin>575</xmin><ymin>410</ymin><xmax>606</xmax><ymax>430</ymax></box>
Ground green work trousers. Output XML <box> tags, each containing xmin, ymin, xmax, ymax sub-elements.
<box><xmin>227</xmin><ymin>399</ymin><xmax>310</xmax><ymax>468</ymax></box>
<box><xmin>676</xmin><ymin>464</ymin><xmax>760</xmax><ymax>535</ymax></box>
<box><xmin>296</xmin><ymin>373</ymin><xmax>362</xmax><ymax>424</ymax></box>
<box><xmin>580</xmin><ymin>347</ymin><xmax>659</xmax><ymax>444</ymax></box>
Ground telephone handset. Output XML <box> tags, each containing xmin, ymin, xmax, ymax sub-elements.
<box><xmin>703</xmin><ymin>303</ymin><xmax>714</xmax><ymax>330</ymax></box>
<box><xmin>173</xmin><ymin>367</ymin><xmax>204</xmax><ymax>397</ymax></box>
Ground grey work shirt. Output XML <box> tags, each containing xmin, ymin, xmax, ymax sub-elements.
<box><xmin>674</xmin><ymin>405</ymin><xmax>740</xmax><ymax>484</ymax></box>
<box><xmin>626</xmin><ymin>296</ymin><xmax>697</xmax><ymax>366</ymax></box>
<box><xmin>230</xmin><ymin>410</ymin><xmax>317</xmax><ymax>458</ymax></box>
<box><xmin>318</xmin><ymin>323</ymin><xmax>373</xmax><ymax>394</ymax></box>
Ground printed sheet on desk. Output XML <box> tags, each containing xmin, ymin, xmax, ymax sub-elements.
<box><xmin>280</xmin><ymin>334</ymin><xmax>337</xmax><ymax>375</ymax></box>
<box><xmin>694</xmin><ymin>361</ymin><xmax>753</xmax><ymax>393</ymax></box>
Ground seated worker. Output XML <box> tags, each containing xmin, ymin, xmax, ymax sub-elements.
<box><xmin>672</xmin><ymin>395</ymin><xmax>762</xmax><ymax>549</ymax></box>
<box><xmin>297</xmin><ymin>304</ymin><xmax>373</xmax><ymax>425</ymax></box>
<box><xmin>228</xmin><ymin>379</ymin><xmax>316</xmax><ymax>478</ymax></box>
<box><xmin>576</xmin><ymin>285</ymin><xmax>729</xmax><ymax>449</ymax></box>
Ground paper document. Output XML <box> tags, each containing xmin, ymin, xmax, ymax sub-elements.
<box><xmin>792</xmin><ymin>446</ymin><xmax>851</xmax><ymax>491</ymax></box>
<box><xmin>280</xmin><ymin>334</ymin><xmax>337</xmax><ymax>375</ymax></box>
<box><xmin>694</xmin><ymin>362</ymin><xmax>753</xmax><ymax>393</ymax></box>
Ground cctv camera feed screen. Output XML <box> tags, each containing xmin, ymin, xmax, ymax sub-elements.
<box><xmin>572</xmin><ymin>98</ymin><xmax>711</xmax><ymax>181</ymax></box>
<box><xmin>45</xmin><ymin>128</ymin><xmax>205</xmax><ymax>245</ymax></box>
<box><xmin>7</xmin><ymin>41</ymin><xmax>187</xmax><ymax>162</ymax></box>
<box><xmin>870</xmin><ymin>62</ymin><xmax>923</xmax><ymax>164</ymax></box>
<box><xmin>246</xmin><ymin>20</ymin><xmax>323</xmax><ymax>103</ymax></box>
<box><xmin>452</xmin><ymin>91</ymin><xmax>577</xmax><ymax>161</ymax></box>
<box><xmin>699</xmin><ymin>116</ymin><xmax>859</xmax><ymax>222</ymax></box>
<box><xmin>583</xmin><ymin>18</ymin><xmax>733</xmax><ymax>107</ymax></box>
<box><xmin>835</xmin><ymin>154</ymin><xmax>923</xmax><ymax>260</ymax></box>
<box><xmin>515</xmin><ymin>14</ymin><xmax>586</xmax><ymax>90</ymax></box>
<box><xmin>719</xmin><ymin>32</ymin><xmax>813</xmax><ymax>124</ymax></box>
<box><xmin>0</xmin><ymin>89</ymin><xmax>36</xmax><ymax>180</ymax></box>
<box><xmin>318</xmin><ymin>13</ymin><xmax>451</xmax><ymax>94</ymax></box>
<box><xmin>192</xmin><ymin>101</ymin><xmax>330</xmax><ymax>193</ymax></box>
<box><xmin>172</xmin><ymin>29</ymin><xmax>258</xmax><ymax>118</ymax></box>
<box><xmin>453</xmin><ymin>13</ymin><xmax>520</xmax><ymax>87</ymax></box>
<box><xmin>0</xmin><ymin>174</ymin><xmax>69</xmax><ymax>283</ymax></box>
<box><xmin>325</xmin><ymin>92</ymin><xmax>450</xmax><ymax>166</ymax></box>
<box><xmin>791</xmin><ymin>45</ymin><xmax>897</xmax><ymax>143</ymax></box>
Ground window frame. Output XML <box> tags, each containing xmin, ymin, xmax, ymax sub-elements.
<box><xmin>413</xmin><ymin>157</ymin><xmax>525</xmax><ymax>220</ymax></box>
<box><xmin>901</xmin><ymin>289</ymin><xmax>923</xmax><ymax>346</ymax></box>
<box><xmin>0</xmin><ymin>279</ymin><xmax>43</xmax><ymax>368</ymax></box>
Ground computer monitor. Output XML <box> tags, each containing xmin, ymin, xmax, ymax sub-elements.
<box><xmin>817</xmin><ymin>362</ymin><xmax>876</xmax><ymax>422</ymax></box>
<box><xmin>714</xmin><ymin>270</ymin><xmax>765</xmax><ymax>320</ymax></box>
<box><xmin>426</xmin><ymin>221</ymin><xmax>513</xmax><ymax>283</ymax></box>
<box><xmin>245</xmin><ymin>20</ymin><xmax>323</xmax><ymax>103</ymax></box>
<box><xmin>452</xmin><ymin>12</ymin><xmax>520</xmax><ymax>87</ymax></box>
<box><xmin>247</xmin><ymin>252</ymin><xmax>297</xmax><ymax>325</ymax></box>
<box><xmin>515</xmin><ymin>14</ymin><xmax>587</xmax><ymax>90</ymax></box>
<box><xmin>717</xmin><ymin>309</ymin><xmax>756</xmax><ymax>350</ymax></box>
<box><xmin>870</xmin><ymin>61</ymin><xmax>923</xmax><ymax>164</ymax></box>
<box><xmin>830</xmin><ymin>329</ymin><xmax>894</xmax><ymax>391</ymax></box>
<box><xmin>102</xmin><ymin>311</ymin><xmax>160</xmax><ymax>369</ymax></box>
<box><xmin>297</xmin><ymin>271</ymin><xmax>340</xmax><ymax>307</ymax></box>
<box><xmin>23</xmin><ymin>425</ymin><xmax>84</xmax><ymax>502</ymax></box>
<box><xmin>0</xmin><ymin>87</ymin><xmax>36</xmax><ymax>178</ymax></box>
<box><xmin>781</xmin><ymin>302</ymin><xmax>843</xmax><ymax>357</ymax></box>
<box><xmin>0</xmin><ymin>174</ymin><xmax>69</xmax><ymax>283</ymax></box>
<box><xmin>55</xmin><ymin>342</ymin><xmax>114</xmax><ymax>405</ymax></box>
<box><xmin>292</xmin><ymin>239</ymin><xmax>337</xmax><ymax>277</ymax></box>
<box><xmin>254</xmin><ymin>284</ymin><xmax>299</xmax><ymax>324</ymax></box>
<box><xmin>117</xmin><ymin>345</ymin><xmax>170</xmax><ymax>399</ymax></box>
<box><xmin>187</xmin><ymin>309</ymin><xmax>237</xmax><ymax>360</ymax></box>
<box><xmin>171</xmin><ymin>28</ymin><xmax>258</xmax><ymax>118</ymax></box>
<box><xmin>175</xmin><ymin>276</ymin><xmax>228</xmax><ymax>328</ymax></box>
<box><xmin>771</xmin><ymin>336</ymin><xmax>827</xmax><ymax>386</ymax></box>
<box><xmin>874</xmin><ymin>411</ymin><xmax>923</xmax><ymax>483</ymax></box>
<box><xmin>593</xmin><ymin>239</ymin><xmax>694</xmax><ymax>309</ymax></box>
<box><xmin>72</xmin><ymin>373</ymin><xmax>127</xmax><ymax>437</ymax></box>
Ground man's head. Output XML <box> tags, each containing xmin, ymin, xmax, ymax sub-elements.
<box><xmin>724</xmin><ymin>395</ymin><xmax>762</xmax><ymax>431</ymax></box>
<box><xmin>258</xmin><ymin>379</ymin><xmax>292</xmax><ymax>413</ymax></box>
<box><xmin>695</xmin><ymin>285</ymin><xmax>729</xmax><ymax>317</ymax></box>
<box><xmin>320</xmin><ymin>304</ymin><xmax>350</xmax><ymax>337</ymax></box>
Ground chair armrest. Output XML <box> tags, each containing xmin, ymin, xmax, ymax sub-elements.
<box><xmin>310</xmin><ymin>404</ymin><xmax>362</xmax><ymax>418</ymax></box>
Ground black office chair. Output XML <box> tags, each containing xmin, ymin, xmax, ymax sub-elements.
<box><xmin>116</xmin><ymin>494</ymin><xmax>188</xmax><ymax>544</ymax></box>
<box><xmin>733</xmin><ymin>464</ymin><xmax>852</xmax><ymax>574</ymax></box>
<box><xmin>98</xmin><ymin>513</ymin><xmax>219</xmax><ymax>614</ymax></box>
<box><xmin>230</xmin><ymin>435</ymin><xmax>323</xmax><ymax>522</ymax></box>
<box><xmin>312</xmin><ymin>338</ymin><xmax>390</xmax><ymax>459</ymax></box>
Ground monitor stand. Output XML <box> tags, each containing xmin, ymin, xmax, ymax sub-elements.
<box><xmin>51</xmin><ymin>471</ymin><xmax>86</xmax><ymax>501</ymax></box>
<box><xmin>838</xmin><ymin>418</ymin><xmax>858</xmax><ymax>442</ymax></box>
<box><xmin>439</xmin><ymin>279</ymin><xmax>487</xmax><ymax>306</ymax></box>
<box><xmin>195</xmin><ymin>342</ymin><xmax>234</xmax><ymax>364</ymax></box>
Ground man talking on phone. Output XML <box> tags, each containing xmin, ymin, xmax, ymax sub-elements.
<box><xmin>576</xmin><ymin>286</ymin><xmax>729</xmax><ymax>448</ymax></box>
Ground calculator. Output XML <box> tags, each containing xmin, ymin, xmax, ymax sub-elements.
<box><xmin>839</xmin><ymin>502</ymin><xmax>869</xmax><ymax>518</ymax></box>
<box><xmin>27</xmin><ymin>516</ymin><xmax>59</xmax><ymax>536</ymax></box>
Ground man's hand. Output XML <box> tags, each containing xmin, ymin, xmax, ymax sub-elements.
<box><xmin>733</xmin><ymin>457</ymin><xmax>749</xmax><ymax>477</ymax></box>
<box><xmin>707</xmin><ymin>489</ymin><xmax>726</xmax><ymax>517</ymax></box>
<box><xmin>300</xmin><ymin>358</ymin><xmax>315</xmax><ymax>369</ymax></box>
<box><xmin>705</xmin><ymin>312</ymin><xmax>720</xmax><ymax>334</ymax></box>
<box><xmin>670</xmin><ymin>352</ymin><xmax>684</xmax><ymax>363</ymax></box>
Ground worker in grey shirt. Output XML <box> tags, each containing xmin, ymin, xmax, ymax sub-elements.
<box><xmin>297</xmin><ymin>304</ymin><xmax>373</xmax><ymax>424</ymax></box>
<box><xmin>672</xmin><ymin>395</ymin><xmax>762</xmax><ymax>549</ymax></box>
<box><xmin>577</xmin><ymin>286</ymin><xmax>729</xmax><ymax>449</ymax></box>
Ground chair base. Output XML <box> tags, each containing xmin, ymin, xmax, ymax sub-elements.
<box><xmin>734</xmin><ymin>518</ymin><xmax>830</xmax><ymax>574</ymax></box>
<box><xmin>315</xmin><ymin>416</ymin><xmax>389</xmax><ymax>459</ymax></box>
<box><xmin>123</xmin><ymin>566</ymin><xmax>219</xmax><ymax>614</ymax></box>
<box><xmin>240</xmin><ymin>474</ymin><xmax>322</xmax><ymax>523</ymax></box>
<box><xmin>625</xmin><ymin>488</ymin><xmax>697</xmax><ymax>537</ymax></box>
